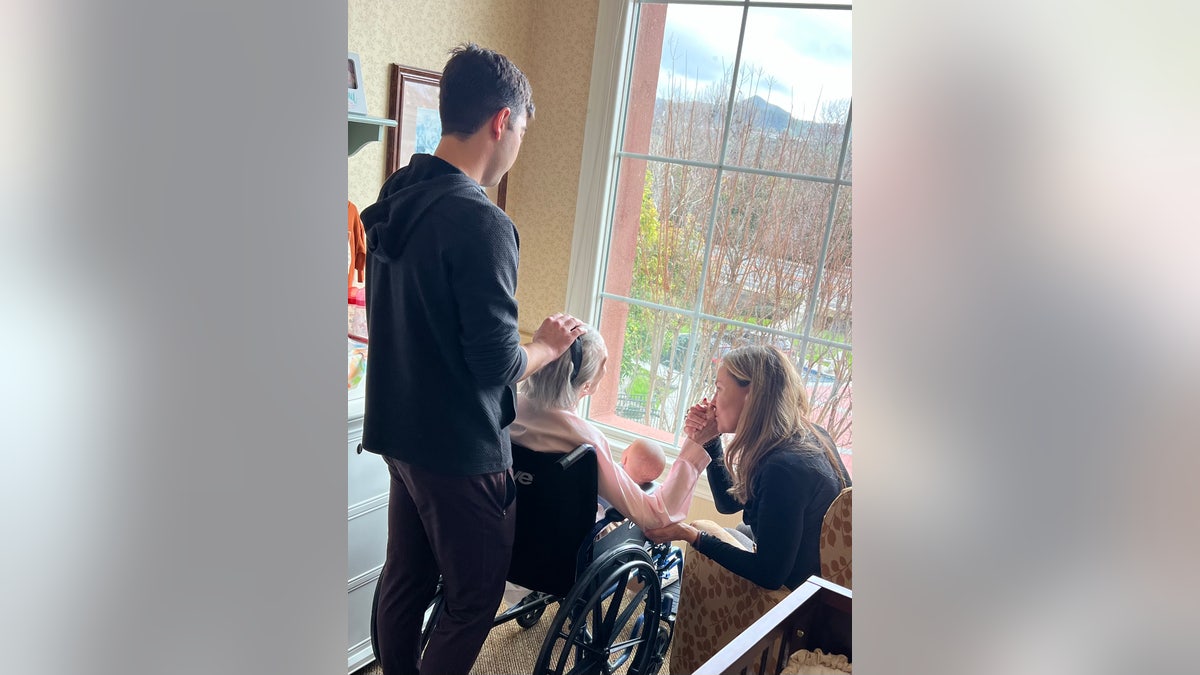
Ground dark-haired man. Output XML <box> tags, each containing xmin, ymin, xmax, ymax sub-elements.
<box><xmin>359</xmin><ymin>43</ymin><xmax>584</xmax><ymax>675</ymax></box>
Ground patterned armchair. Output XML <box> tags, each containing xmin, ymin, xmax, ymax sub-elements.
<box><xmin>819</xmin><ymin>488</ymin><xmax>852</xmax><ymax>589</ymax></box>
<box><xmin>670</xmin><ymin>487</ymin><xmax>854</xmax><ymax>672</ymax></box>
<box><xmin>669</xmin><ymin>523</ymin><xmax>790</xmax><ymax>674</ymax></box>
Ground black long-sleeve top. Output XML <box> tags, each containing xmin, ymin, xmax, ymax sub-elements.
<box><xmin>359</xmin><ymin>154</ymin><xmax>527</xmax><ymax>475</ymax></box>
<box><xmin>695</xmin><ymin>428</ymin><xmax>851</xmax><ymax>590</ymax></box>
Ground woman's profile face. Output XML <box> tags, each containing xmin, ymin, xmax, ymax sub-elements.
<box><xmin>713</xmin><ymin>363</ymin><xmax>749</xmax><ymax>434</ymax></box>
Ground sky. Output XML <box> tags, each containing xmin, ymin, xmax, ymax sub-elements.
<box><xmin>656</xmin><ymin>2</ymin><xmax>852</xmax><ymax>122</ymax></box>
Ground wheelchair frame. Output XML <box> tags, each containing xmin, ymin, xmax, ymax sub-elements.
<box><xmin>370</xmin><ymin>443</ymin><xmax>684</xmax><ymax>675</ymax></box>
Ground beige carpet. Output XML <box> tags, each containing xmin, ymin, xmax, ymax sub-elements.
<box><xmin>357</xmin><ymin>595</ymin><xmax>672</xmax><ymax>675</ymax></box>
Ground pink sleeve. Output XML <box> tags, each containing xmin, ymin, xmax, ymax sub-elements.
<box><xmin>592</xmin><ymin>435</ymin><xmax>711</xmax><ymax>530</ymax></box>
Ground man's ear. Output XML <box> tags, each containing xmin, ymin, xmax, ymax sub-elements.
<box><xmin>491</xmin><ymin>107</ymin><xmax>512</xmax><ymax>140</ymax></box>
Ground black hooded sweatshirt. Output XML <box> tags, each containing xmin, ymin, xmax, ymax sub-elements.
<box><xmin>358</xmin><ymin>154</ymin><xmax>527</xmax><ymax>475</ymax></box>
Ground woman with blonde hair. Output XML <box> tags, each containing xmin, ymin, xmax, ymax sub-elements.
<box><xmin>647</xmin><ymin>343</ymin><xmax>850</xmax><ymax>589</ymax></box>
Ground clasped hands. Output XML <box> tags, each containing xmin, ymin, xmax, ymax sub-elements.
<box><xmin>643</xmin><ymin>397</ymin><xmax>719</xmax><ymax>547</ymax></box>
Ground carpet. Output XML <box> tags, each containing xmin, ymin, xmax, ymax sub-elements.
<box><xmin>357</xmin><ymin>594</ymin><xmax>672</xmax><ymax>675</ymax></box>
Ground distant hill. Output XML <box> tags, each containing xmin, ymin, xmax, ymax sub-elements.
<box><xmin>653</xmin><ymin>95</ymin><xmax>842</xmax><ymax>137</ymax></box>
<box><xmin>734</xmin><ymin>95</ymin><xmax>794</xmax><ymax>132</ymax></box>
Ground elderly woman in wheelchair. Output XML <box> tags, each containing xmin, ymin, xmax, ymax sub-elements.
<box><xmin>509</xmin><ymin>323</ymin><xmax>713</xmax><ymax>532</ymax></box>
<box><xmin>372</xmin><ymin>325</ymin><xmax>714</xmax><ymax>674</ymax></box>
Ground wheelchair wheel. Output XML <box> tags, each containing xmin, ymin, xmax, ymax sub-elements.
<box><xmin>419</xmin><ymin>592</ymin><xmax>443</xmax><ymax>652</ymax></box>
<box><xmin>533</xmin><ymin>543</ymin><xmax>664</xmax><ymax>675</ymax></box>
<box><xmin>646</xmin><ymin>624</ymin><xmax>671</xmax><ymax>675</ymax></box>
<box><xmin>511</xmin><ymin>590</ymin><xmax>553</xmax><ymax>629</ymax></box>
<box><xmin>369</xmin><ymin>572</ymin><xmax>442</xmax><ymax>664</ymax></box>
<box><xmin>517</xmin><ymin>604</ymin><xmax>547</xmax><ymax>628</ymax></box>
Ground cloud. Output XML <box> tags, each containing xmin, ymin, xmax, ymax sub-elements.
<box><xmin>659</xmin><ymin>20</ymin><xmax>733</xmax><ymax>85</ymax></box>
<box><xmin>653</xmin><ymin>3</ymin><xmax>853</xmax><ymax>115</ymax></box>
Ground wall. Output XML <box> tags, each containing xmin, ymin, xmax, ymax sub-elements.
<box><xmin>686</xmin><ymin>491</ymin><xmax>741</xmax><ymax>529</ymax></box>
<box><xmin>348</xmin><ymin>0</ymin><xmax>598</xmax><ymax>336</ymax></box>
<box><xmin>507</xmin><ymin>1</ymin><xmax>600</xmax><ymax>333</ymax></box>
<box><xmin>348</xmin><ymin>0</ymin><xmax>534</xmax><ymax>209</ymax></box>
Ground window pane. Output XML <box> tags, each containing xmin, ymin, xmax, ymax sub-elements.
<box><xmin>602</xmin><ymin>158</ymin><xmax>718</xmax><ymax>312</ymax></box>
<box><xmin>799</xmin><ymin>338</ymin><xmax>852</xmax><ymax>457</ymax></box>
<box><xmin>702</xmin><ymin>172</ymin><xmax>834</xmax><ymax>331</ymax></box>
<box><xmin>814</xmin><ymin>186</ymin><xmax>852</xmax><ymax>344</ymax></box>
<box><xmin>588</xmin><ymin>297</ymin><xmax>692</xmax><ymax>442</ymax></box>
<box><xmin>621</xmin><ymin>2</ymin><xmax>745</xmax><ymax>164</ymax></box>
<box><xmin>727</xmin><ymin>6</ymin><xmax>851</xmax><ymax>177</ymax></box>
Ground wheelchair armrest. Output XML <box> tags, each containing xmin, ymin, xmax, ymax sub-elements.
<box><xmin>601</xmin><ymin>506</ymin><xmax>626</xmax><ymax>527</ymax></box>
<box><xmin>556</xmin><ymin>443</ymin><xmax>595</xmax><ymax>470</ymax></box>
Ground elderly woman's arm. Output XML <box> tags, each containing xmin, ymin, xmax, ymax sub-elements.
<box><xmin>593</xmin><ymin>435</ymin><xmax>712</xmax><ymax>531</ymax></box>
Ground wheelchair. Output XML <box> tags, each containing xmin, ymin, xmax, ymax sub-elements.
<box><xmin>370</xmin><ymin>442</ymin><xmax>684</xmax><ymax>675</ymax></box>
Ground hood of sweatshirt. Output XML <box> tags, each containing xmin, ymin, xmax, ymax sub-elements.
<box><xmin>359</xmin><ymin>154</ymin><xmax>484</xmax><ymax>263</ymax></box>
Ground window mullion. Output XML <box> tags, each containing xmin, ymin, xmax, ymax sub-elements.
<box><xmin>799</xmin><ymin>103</ymin><xmax>853</xmax><ymax>344</ymax></box>
<box><xmin>671</xmin><ymin>0</ymin><xmax>752</xmax><ymax>445</ymax></box>
<box><xmin>617</xmin><ymin>150</ymin><xmax>850</xmax><ymax>186</ymax></box>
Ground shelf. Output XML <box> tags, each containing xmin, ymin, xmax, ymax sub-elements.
<box><xmin>348</xmin><ymin>113</ymin><xmax>397</xmax><ymax>157</ymax></box>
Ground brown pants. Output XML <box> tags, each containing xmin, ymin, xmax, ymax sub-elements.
<box><xmin>374</xmin><ymin>456</ymin><xmax>516</xmax><ymax>675</ymax></box>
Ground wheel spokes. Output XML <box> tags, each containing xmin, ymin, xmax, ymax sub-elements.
<box><xmin>599</xmin><ymin>569</ymin><xmax>633</xmax><ymax>640</ymax></box>
<box><xmin>534</xmin><ymin>545</ymin><xmax>665</xmax><ymax>675</ymax></box>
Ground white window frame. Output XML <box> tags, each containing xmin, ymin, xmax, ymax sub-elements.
<box><xmin>565</xmin><ymin>0</ymin><xmax>852</xmax><ymax>497</ymax></box>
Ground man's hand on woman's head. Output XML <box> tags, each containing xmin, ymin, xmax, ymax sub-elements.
<box><xmin>518</xmin><ymin>313</ymin><xmax>588</xmax><ymax>381</ymax></box>
<box><xmin>533</xmin><ymin>312</ymin><xmax>585</xmax><ymax>357</ymax></box>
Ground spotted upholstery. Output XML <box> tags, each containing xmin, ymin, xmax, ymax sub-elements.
<box><xmin>667</xmin><ymin>522</ymin><xmax>790</xmax><ymax>674</ymax></box>
<box><xmin>818</xmin><ymin>487</ymin><xmax>853</xmax><ymax>590</ymax></box>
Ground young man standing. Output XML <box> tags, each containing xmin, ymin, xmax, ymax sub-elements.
<box><xmin>359</xmin><ymin>43</ymin><xmax>584</xmax><ymax>675</ymax></box>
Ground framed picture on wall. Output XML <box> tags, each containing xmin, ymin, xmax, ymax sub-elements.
<box><xmin>348</xmin><ymin>52</ymin><xmax>367</xmax><ymax>115</ymax></box>
<box><xmin>386</xmin><ymin>63</ymin><xmax>508</xmax><ymax>211</ymax></box>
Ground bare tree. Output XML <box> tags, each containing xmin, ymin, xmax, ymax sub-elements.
<box><xmin>613</xmin><ymin>59</ymin><xmax>853</xmax><ymax>448</ymax></box>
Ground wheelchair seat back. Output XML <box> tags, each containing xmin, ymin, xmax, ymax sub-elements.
<box><xmin>507</xmin><ymin>443</ymin><xmax>600</xmax><ymax>597</ymax></box>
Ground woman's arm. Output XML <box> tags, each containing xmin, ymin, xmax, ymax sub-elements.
<box><xmin>692</xmin><ymin>462</ymin><xmax>806</xmax><ymax>590</ymax></box>
<box><xmin>703</xmin><ymin>438</ymin><xmax>744</xmax><ymax>514</ymax></box>
<box><xmin>593</xmin><ymin>434</ymin><xmax>711</xmax><ymax>530</ymax></box>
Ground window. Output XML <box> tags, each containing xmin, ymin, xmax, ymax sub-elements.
<box><xmin>569</xmin><ymin>0</ymin><xmax>852</xmax><ymax>474</ymax></box>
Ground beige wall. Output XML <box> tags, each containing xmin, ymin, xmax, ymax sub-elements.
<box><xmin>507</xmin><ymin>1</ymin><xmax>600</xmax><ymax>332</ymax></box>
<box><xmin>348</xmin><ymin>0</ymin><xmax>598</xmax><ymax>335</ymax></box>
<box><xmin>348</xmin><ymin>0</ymin><xmax>534</xmax><ymax>210</ymax></box>
<box><xmin>686</xmin><ymin>493</ymin><xmax>742</xmax><ymax>529</ymax></box>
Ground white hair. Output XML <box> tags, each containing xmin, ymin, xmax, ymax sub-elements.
<box><xmin>520</xmin><ymin>324</ymin><xmax>605</xmax><ymax>409</ymax></box>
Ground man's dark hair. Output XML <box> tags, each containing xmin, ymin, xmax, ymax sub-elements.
<box><xmin>439</xmin><ymin>43</ymin><xmax>535</xmax><ymax>138</ymax></box>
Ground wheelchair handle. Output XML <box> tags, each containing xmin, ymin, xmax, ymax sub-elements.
<box><xmin>556</xmin><ymin>443</ymin><xmax>595</xmax><ymax>470</ymax></box>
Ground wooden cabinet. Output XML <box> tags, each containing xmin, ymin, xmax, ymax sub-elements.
<box><xmin>347</xmin><ymin>400</ymin><xmax>388</xmax><ymax>672</ymax></box>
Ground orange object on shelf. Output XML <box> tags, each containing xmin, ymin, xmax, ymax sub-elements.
<box><xmin>348</xmin><ymin>201</ymin><xmax>367</xmax><ymax>289</ymax></box>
